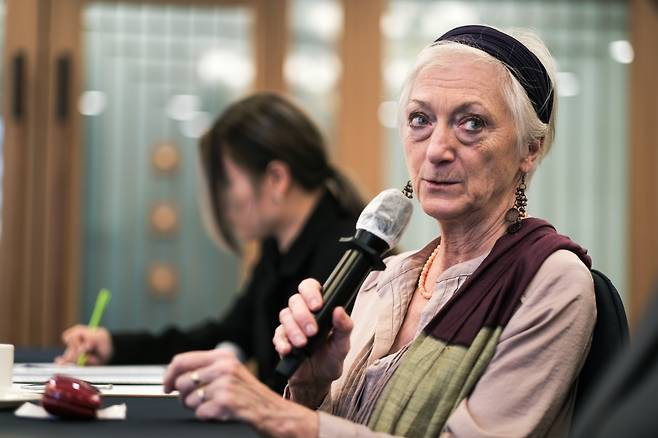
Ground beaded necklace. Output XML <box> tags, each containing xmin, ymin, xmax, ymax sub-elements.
<box><xmin>417</xmin><ymin>244</ymin><xmax>441</xmax><ymax>299</ymax></box>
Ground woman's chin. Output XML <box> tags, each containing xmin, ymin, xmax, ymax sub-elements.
<box><xmin>420</xmin><ymin>200</ymin><xmax>469</xmax><ymax>222</ymax></box>
<box><xmin>233</xmin><ymin>228</ymin><xmax>255</xmax><ymax>242</ymax></box>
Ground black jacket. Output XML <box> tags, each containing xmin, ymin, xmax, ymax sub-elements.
<box><xmin>110</xmin><ymin>191</ymin><xmax>358</xmax><ymax>392</ymax></box>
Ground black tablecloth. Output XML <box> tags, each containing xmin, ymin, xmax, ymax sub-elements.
<box><xmin>0</xmin><ymin>396</ymin><xmax>260</xmax><ymax>437</ymax></box>
<box><xmin>14</xmin><ymin>347</ymin><xmax>63</xmax><ymax>363</ymax></box>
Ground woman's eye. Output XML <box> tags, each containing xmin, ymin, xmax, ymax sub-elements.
<box><xmin>461</xmin><ymin>116</ymin><xmax>485</xmax><ymax>132</ymax></box>
<box><xmin>408</xmin><ymin>112</ymin><xmax>429</xmax><ymax>128</ymax></box>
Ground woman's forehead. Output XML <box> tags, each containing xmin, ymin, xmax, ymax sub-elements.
<box><xmin>409</xmin><ymin>59</ymin><xmax>507</xmax><ymax>110</ymax></box>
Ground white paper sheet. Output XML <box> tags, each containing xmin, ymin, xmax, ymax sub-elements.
<box><xmin>13</xmin><ymin>363</ymin><xmax>166</xmax><ymax>385</ymax></box>
<box><xmin>15</xmin><ymin>401</ymin><xmax>127</xmax><ymax>420</ymax></box>
<box><xmin>0</xmin><ymin>387</ymin><xmax>40</xmax><ymax>408</ymax></box>
<box><xmin>100</xmin><ymin>385</ymin><xmax>178</xmax><ymax>397</ymax></box>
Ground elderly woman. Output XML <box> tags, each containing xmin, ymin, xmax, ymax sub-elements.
<box><xmin>164</xmin><ymin>25</ymin><xmax>596</xmax><ymax>437</ymax></box>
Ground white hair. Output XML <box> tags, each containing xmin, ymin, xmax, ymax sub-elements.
<box><xmin>398</xmin><ymin>27</ymin><xmax>558</xmax><ymax>175</ymax></box>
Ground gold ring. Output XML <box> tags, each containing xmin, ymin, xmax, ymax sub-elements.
<box><xmin>190</xmin><ymin>371</ymin><xmax>202</xmax><ymax>387</ymax></box>
<box><xmin>197</xmin><ymin>387</ymin><xmax>206</xmax><ymax>402</ymax></box>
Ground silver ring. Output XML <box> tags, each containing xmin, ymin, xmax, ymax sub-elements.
<box><xmin>190</xmin><ymin>371</ymin><xmax>202</xmax><ymax>387</ymax></box>
<box><xmin>197</xmin><ymin>387</ymin><xmax>206</xmax><ymax>402</ymax></box>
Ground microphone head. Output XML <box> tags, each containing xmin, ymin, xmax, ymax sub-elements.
<box><xmin>356</xmin><ymin>189</ymin><xmax>413</xmax><ymax>249</ymax></box>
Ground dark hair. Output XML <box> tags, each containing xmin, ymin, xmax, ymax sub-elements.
<box><xmin>199</xmin><ymin>92</ymin><xmax>364</xmax><ymax>252</ymax></box>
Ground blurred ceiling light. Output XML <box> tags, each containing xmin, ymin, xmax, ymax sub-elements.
<box><xmin>78</xmin><ymin>90</ymin><xmax>107</xmax><ymax>116</ymax></box>
<box><xmin>378</xmin><ymin>101</ymin><xmax>400</xmax><ymax>129</ymax></box>
<box><xmin>385</xmin><ymin>60</ymin><xmax>412</xmax><ymax>89</ymax></box>
<box><xmin>299</xmin><ymin>1</ymin><xmax>342</xmax><ymax>40</ymax></box>
<box><xmin>380</xmin><ymin>3</ymin><xmax>420</xmax><ymax>40</ymax></box>
<box><xmin>284</xmin><ymin>53</ymin><xmax>341</xmax><ymax>93</ymax></box>
<box><xmin>557</xmin><ymin>72</ymin><xmax>580</xmax><ymax>97</ymax></box>
<box><xmin>180</xmin><ymin>111</ymin><xmax>211</xmax><ymax>139</ymax></box>
<box><xmin>420</xmin><ymin>2</ymin><xmax>480</xmax><ymax>39</ymax></box>
<box><xmin>609</xmin><ymin>40</ymin><xmax>634</xmax><ymax>64</ymax></box>
<box><xmin>197</xmin><ymin>48</ymin><xmax>254</xmax><ymax>89</ymax></box>
<box><xmin>166</xmin><ymin>94</ymin><xmax>201</xmax><ymax>121</ymax></box>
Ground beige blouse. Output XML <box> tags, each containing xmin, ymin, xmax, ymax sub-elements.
<box><xmin>313</xmin><ymin>240</ymin><xmax>596</xmax><ymax>438</ymax></box>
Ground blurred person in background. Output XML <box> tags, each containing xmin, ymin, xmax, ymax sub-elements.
<box><xmin>57</xmin><ymin>92</ymin><xmax>364</xmax><ymax>392</ymax></box>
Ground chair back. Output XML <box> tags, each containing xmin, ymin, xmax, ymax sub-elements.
<box><xmin>575</xmin><ymin>269</ymin><xmax>630</xmax><ymax>414</ymax></box>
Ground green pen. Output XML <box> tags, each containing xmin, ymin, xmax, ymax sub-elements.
<box><xmin>77</xmin><ymin>288</ymin><xmax>111</xmax><ymax>366</ymax></box>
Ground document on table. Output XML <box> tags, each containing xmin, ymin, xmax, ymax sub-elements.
<box><xmin>12</xmin><ymin>382</ymin><xmax>177</xmax><ymax>398</ymax></box>
<box><xmin>100</xmin><ymin>385</ymin><xmax>177</xmax><ymax>397</ymax></box>
<box><xmin>13</xmin><ymin>364</ymin><xmax>167</xmax><ymax>385</ymax></box>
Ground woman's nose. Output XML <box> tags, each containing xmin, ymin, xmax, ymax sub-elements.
<box><xmin>425</xmin><ymin>124</ymin><xmax>456</xmax><ymax>164</ymax></box>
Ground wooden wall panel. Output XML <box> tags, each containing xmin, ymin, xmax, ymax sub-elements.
<box><xmin>0</xmin><ymin>0</ymin><xmax>45</xmax><ymax>344</ymax></box>
<box><xmin>40</xmin><ymin>0</ymin><xmax>82</xmax><ymax>344</ymax></box>
<box><xmin>629</xmin><ymin>0</ymin><xmax>658</xmax><ymax>326</ymax></box>
<box><xmin>254</xmin><ymin>0</ymin><xmax>287</xmax><ymax>93</ymax></box>
<box><xmin>0</xmin><ymin>0</ymin><xmax>82</xmax><ymax>345</ymax></box>
<box><xmin>337</xmin><ymin>0</ymin><xmax>384</xmax><ymax>199</ymax></box>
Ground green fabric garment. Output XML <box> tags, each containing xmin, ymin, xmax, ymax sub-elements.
<box><xmin>369</xmin><ymin>328</ymin><xmax>500</xmax><ymax>436</ymax></box>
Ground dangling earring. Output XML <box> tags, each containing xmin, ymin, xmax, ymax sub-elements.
<box><xmin>506</xmin><ymin>173</ymin><xmax>527</xmax><ymax>234</ymax></box>
<box><xmin>402</xmin><ymin>180</ymin><xmax>414</xmax><ymax>199</ymax></box>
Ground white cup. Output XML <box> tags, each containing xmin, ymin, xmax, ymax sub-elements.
<box><xmin>0</xmin><ymin>344</ymin><xmax>14</xmax><ymax>395</ymax></box>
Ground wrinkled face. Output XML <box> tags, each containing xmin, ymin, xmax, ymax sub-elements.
<box><xmin>222</xmin><ymin>155</ymin><xmax>274</xmax><ymax>241</ymax></box>
<box><xmin>403</xmin><ymin>53</ymin><xmax>524</xmax><ymax>225</ymax></box>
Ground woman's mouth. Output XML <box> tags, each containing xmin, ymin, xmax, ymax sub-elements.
<box><xmin>423</xmin><ymin>178</ymin><xmax>461</xmax><ymax>189</ymax></box>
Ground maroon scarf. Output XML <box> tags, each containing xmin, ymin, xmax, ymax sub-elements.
<box><xmin>425</xmin><ymin>217</ymin><xmax>591</xmax><ymax>345</ymax></box>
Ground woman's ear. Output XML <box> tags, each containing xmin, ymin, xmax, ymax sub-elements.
<box><xmin>519</xmin><ymin>138</ymin><xmax>543</xmax><ymax>174</ymax></box>
<box><xmin>264</xmin><ymin>160</ymin><xmax>292</xmax><ymax>202</ymax></box>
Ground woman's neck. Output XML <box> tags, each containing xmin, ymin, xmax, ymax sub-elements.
<box><xmin>275</xmin><ymin>188</ymin><xmax>324</xmax><ymax>253</ymax></box>
<box><xmin>433</xmin><ymin>202</ymin><xmax>511</xmax><ymax>274</ymax></box>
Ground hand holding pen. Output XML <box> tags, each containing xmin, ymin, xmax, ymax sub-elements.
<box><xmin>56</xmin><ymin>289</ymin><xmax>113</xmax><ymax>366</ymax></box>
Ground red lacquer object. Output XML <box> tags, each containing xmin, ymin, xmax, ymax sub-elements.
<box><xmin>41</xmin><ymin>374</ymin><xmax>102</xmax><ymax>419</ymax></box>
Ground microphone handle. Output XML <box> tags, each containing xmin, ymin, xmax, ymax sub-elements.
<box><xmin>275</xmin><ymin>248</ymin><xmax>375</xmax><ymax>379</ymax></box>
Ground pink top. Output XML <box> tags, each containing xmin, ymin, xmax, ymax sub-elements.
<box><xmin>308</xmin><ymin>243</ymin><xmax>596</xmax><ymax>438</ymax></box>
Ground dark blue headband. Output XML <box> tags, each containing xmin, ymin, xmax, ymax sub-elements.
<box><xmin>435</xmin><ymin>25</ymin><xmax>553</xmax><ymax>124</ymax></box>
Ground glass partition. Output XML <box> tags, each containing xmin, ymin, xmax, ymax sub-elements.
<box><xmin>81</xmin><ymin>2</ymin><xmax>254</xmax><ymax>331</ymax></box>
<box><xmin>286</xmin><ymin>0</ymin><xmax>342</xmax><ymax>152</ymax></box>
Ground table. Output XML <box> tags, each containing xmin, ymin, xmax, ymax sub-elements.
<box><xmin>0</xmin><ymin>396</ymin><xmax>260</xmax><ymax>437</ymax></box>
<box><xmin>4</xmin><ymin>348</ymin><xmax>259</xmax><ymax>437</ymax></box>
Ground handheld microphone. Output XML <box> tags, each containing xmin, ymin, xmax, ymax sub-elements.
<box><xmin>275</xmin><ymin>188</ymin><xmax>413</xmax><ymax>379</ymax></box>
